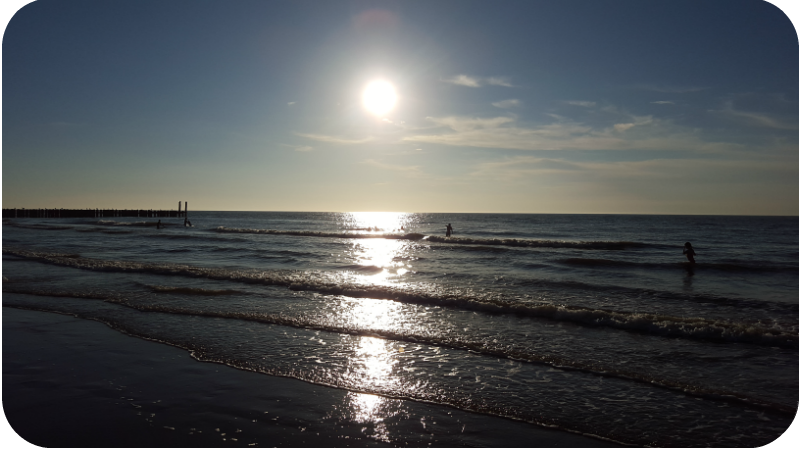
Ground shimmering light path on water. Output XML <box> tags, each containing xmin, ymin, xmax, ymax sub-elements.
<box><xmin>3</xmin><ymin>212</ymin><xmax>797</xmax><ymax>446</ymax></box>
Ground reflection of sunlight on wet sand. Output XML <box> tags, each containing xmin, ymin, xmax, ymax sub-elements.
<box><xmin>345</xmin><ymin>392</ymin><xmax>394</xmax><ymax>442</ymax></box>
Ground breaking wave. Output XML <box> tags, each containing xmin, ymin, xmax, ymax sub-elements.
<box><xmin>214</xmin><ymin>226</ymin><xmax>426</xmax><ymax>241</ymax></box>
<box><xmin>3</xmin><ymin>288</ymin><xmax>795</xmax><ymax>416</ymax></box>
<box><xmin>214</xmin><ymin>226</ymin><xmax>655</xmax><ymax>250</ymax></box>
<box><xmin>144</xmin><ymin>285</ymin><xmax>245</xmax><ymax>296</ymax></box>
<box><xmin>5</xmin><ymin>222</ymin><xmax>75</xmax><ymax>231</ymax></box>
<box><xmin>4</xmin><ymin>248</ymin><xmax>796</xmax><ymax>348</ymax></box>
<box><xmin>96</xmin><ymin>220</ymin><xmax>161</xmax><ymax>227</ymax></box>
<box><xmin>558</xmin><ymin>258</ymin><xmax>797</xmax><ymax>273</ymax></box>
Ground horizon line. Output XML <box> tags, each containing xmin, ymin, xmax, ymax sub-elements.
<box><xmin>2</xmin><ymin>208</ymin><xmax>796</xmax><ymax>217</ymax></box>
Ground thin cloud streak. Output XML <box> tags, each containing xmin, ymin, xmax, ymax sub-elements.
<box><xmin>633</xmin><ymin>84</ymin><xmax>706</xmax><ymax>93</ymax></box>
<box><xmin>486</xmin><ymin>76</ymin><xmax>514</xmax><ymax>87</ymax></box>
<box><xmin>403</xmin><ymin>115</ymin><xmax>736</xmax><ymax>153</ymax></box>
<box><xmin>565</xmin><ymin>100</ymin><xmax>596</xmax><ymax>107</ymax></box>
<box><xmin>280</xmin><ymin>144</ymin><xmax>314</xmax><ymax>152</ymax></box>
<box><xmin>361</xmin><ymin>159</ymin><xmax>426</xmax><ymax>178</ymax></box>
<box><xmin>441</xmin><ymin>75</ymin><xmax>515</xmax><ymax>88</ymax></box>
<box><xmin>295</xmin><ymin>133</ymin><xmax>375</xmax><ymax>144</ymax></box>
<box><xmin>710</xmin><ymin>108</ymin><xmax>798</xmax><ymax>130</ymax></box>
<box><xmin>441</xmin><ymin>74</ymin><xmax>481</xmax><ymax>87</ymax></box>
<box><xmin>492</xmin><ymin>99</ymin><xmax>521</xmax><ymax>108</ymax></box>
<box><xmin>469</xmin><ymin>155</ymin><xmax>798</xmax><ymax>189</ymax></box>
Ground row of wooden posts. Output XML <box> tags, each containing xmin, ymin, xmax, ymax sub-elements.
<box><xmin>2</xmin><ymin>201</ymin><xmax>189</xmax><ymax>219</ymax></box>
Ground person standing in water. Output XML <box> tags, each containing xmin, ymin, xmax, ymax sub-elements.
<box><xmin>683</xmin><ymin>242</ymin><xmax>697</xmax><ymax>264</ymax></box>
<box><xmin>446</xmin><ymin>223</ymin><xmax>453</xmax><ymax>237</ymax></box>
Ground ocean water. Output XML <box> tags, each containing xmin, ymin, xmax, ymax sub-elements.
<box><xmin>2</xmin><ymin>212</ymin><xmax>797</xmax><ymax>446</ymax></box>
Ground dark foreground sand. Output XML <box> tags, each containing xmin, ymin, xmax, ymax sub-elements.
<box><xmin>3</xmin><ymin>307</ymin><xmax>618</xmax><ymax>447</ymax></box>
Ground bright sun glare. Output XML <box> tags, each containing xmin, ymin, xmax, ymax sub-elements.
<box><xmin>362</xmin><ymin>81</ymin><xmax>397</xmax><ymax>116</ymax></box>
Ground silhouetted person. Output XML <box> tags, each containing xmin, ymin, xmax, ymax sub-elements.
<box><xmin>446</xmin><ymin>223</ymin><xmax>453</xmax><ymax>237</ymax></box>
<box><xmin>683</xmin><ymin>242</ymin><xmax>696</xmax><ymax>264</ymax></box>
<box><xmin>157</xmin><ymin>220</ymin><xmax>161</xmax><ymax>229</ymax></box>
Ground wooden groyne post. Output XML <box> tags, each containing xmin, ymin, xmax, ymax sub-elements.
<box><xmin>2</xmin><ymin>202</ymin><xmax>189</xmax><ymax>219</ymax></box>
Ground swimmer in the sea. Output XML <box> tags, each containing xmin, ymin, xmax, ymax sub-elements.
<box><xmin>683</xmin><ymin>242</ymin><xmax>696</xmax><ymax>264</ymax></box>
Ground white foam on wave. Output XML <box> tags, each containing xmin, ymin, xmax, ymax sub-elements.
<box><xmin>214</xmin><ymin>226</ymin><xmax>425</xmax><ymax>240</ymax></box>
<box><xmin>213</xmin><ymin>226</ymin><xmax>652</xmax><ymax>250</ymax></box>
<box><xmin>97</xmin><ymin>220</ymin><xmax>159</xmax><ymax>227</ymax></box>
<box><xmin>4</xmin><ymin>286</ymin><xmax>796</xmax><ymax>417</ymax></box>
<box><xmin>4</xmin><ymin>247</ymin><xmax>796</xmax><ymax>348</ymax></box>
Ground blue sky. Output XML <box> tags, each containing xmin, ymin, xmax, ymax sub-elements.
<box><xmin>2</xmin><ymin>0</ymin><xmax>797</xmax><ymax>214</ymax></box>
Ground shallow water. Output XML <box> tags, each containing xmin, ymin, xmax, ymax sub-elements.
<box><xmin>3</xmin><ymin>212</ymin><xmax>797</xmax><ymax>446</ymax></box>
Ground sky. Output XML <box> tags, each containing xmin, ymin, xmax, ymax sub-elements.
<box><xmin>1</xmin><ymin>0</ymin><xmax>798</xmax><ymax>215</ymax></box>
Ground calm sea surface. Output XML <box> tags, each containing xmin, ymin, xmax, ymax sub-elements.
<box><xmin>3</xmin><ymin>212</ymin><xmax>798</xmax><ymax>446</ymax></box>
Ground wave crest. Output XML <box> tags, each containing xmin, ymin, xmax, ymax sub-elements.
<box><xmin>4</xmin><ymin>248</ymin><xmax>796</xmax><ymax>348</ymax></box>
<box><xmin>559</xmin><ymin>258</ymin><xmax>796</xmax><ymax>273</ymax></box>
<box><xmin>3</xmin><ymin>290</ymin><xmax>795</xmax><ymax>416</ymax></box>
<box><xmin>214</xmin><ymin>226</ymin><xmax>654</xmax><ymax>250</ymax></box>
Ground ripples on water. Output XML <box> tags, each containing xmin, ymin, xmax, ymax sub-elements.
<box><xmin>2</xmin><ymin>212</ymin><xmax>798</xmax><ymax>446</ymax></box>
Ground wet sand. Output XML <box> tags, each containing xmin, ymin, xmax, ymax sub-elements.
<box><xmin>2</xmin><ymin>307</ymin><xmax>621</xmax><ymax>447</ymax></box>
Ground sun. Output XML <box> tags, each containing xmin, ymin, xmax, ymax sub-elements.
<box><xmin>362</xmin><ymin>80</ymin><xmax>397</xmax><ymax>116</ymax></box>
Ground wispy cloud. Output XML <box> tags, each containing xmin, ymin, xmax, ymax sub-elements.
<box><xmin>280</xmin><ymin>143</ymin><xmax>313</xmax><ymax>152</ymax></box>
<box><xmin>465</xmin><ymin>154</ymin><xmax>797</xmax><ymax>214</ymax></box>
<box><xmin>469</xmin><ymin>154</ymin><xmax>797</xmax><ymax>186</ymax></box>
<box><xmin>441</xmin><ymin>74</ymin><xmax>481</xmax><ymax>87</ymax></box>
<box><xmin>613</xmin><ymin>115</ymin><xmax>652</xmax><ymax>132</ymax></box>
<box><xmin>441</xmin><ymin>75</ymin><xmax>515</xmax><ymax>88</ymax></box>
<box><xmin>492</xmin><ymin>99</ymin><xmax>521</xmax><ymax>108</ymax></box>
<box><xmin>565</xmin><ymin>100</ymin><xmax>596</xmax><ymax>107</ymax></box>
<box><xmin>287</xmin><ymin>101</ymin><xmax>296</xmax><ymax>106</ymax></box>
<box><xmin>403</xmin><ymin>114</ymin><xmax>733</xmax><ymax>153</ymax></box>
<box><xmin>361</xmin><ymin>159</ymin><xmax>426</xmax><ymax>178</ymax></box>
<box><xmin>295</xmin><ymin>133</ymin><xmax>374</xmax><ymax>144</ymax></box>
<box><xmin>710</xmin><ymin>107</ymin><xmax>797</xmax><ymax>130</ymax></box>
<box><xmin>486</xmin><ymin>77</ymin><xmax>514</xmax><ymax>87</ymax></box>
<box><xmin>634</xmin><ymin>84</ymin><xmax>705</xmax><ymax>93</ymax></box>
<box><xmin>470</xmin><ymin>156</ymin><xmax>797</xmax><ymax>196</ymax></box>
<box><xmin>425</xmin><ymin>116</ymin><xmax>515</xmax><ymax>132</ymax></box>
<box><xmin>613</xmin><ymin>123</ymin><xmax>635</xmax><ymax>132</ymax></box>
<box><xmin>651</xmin><ymin>101</ymin><xmax>674</xmax><ymax>105</ymax></box>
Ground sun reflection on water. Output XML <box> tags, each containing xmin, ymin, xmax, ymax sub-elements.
<box><xmin>349</xmin><ymin>297</ymin><xmax>402</xmax><ymax>330</ymax></box>
<box><xmin>330</xmin><ymin>214</ymin><xmax>421</xmax><ymax>443</ymax></box>
<box><xmin>342</xmin><ymin>392</ymin><xmax>399</xmax><ymax>442</ymax></box>
<box><xmin>351</xmin><ymin>238</ymin><xmax>401</xmax><ymax>268</ymax></box>
<box><xmin>335</xmin><ymin>212</ymin><xmax>419</xmax><ymax>285</ymax></box>
<box><xmin>343</xmin><ymin>212</ymin><xmax>411</xmax><ymax>234</ymax></box>
<box><xmin>355</xmin><ymin>335</ymin><xmax>397</xmax><ymax>386</ymax></box>
<box><xmin>338</xmin><ymin>299</ymin><xmax>407</xmax><ymax>392</ymax></box>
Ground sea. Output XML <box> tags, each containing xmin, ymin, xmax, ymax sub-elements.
<box><xmin>2</xmin><ymin>212</ymin><xmax>798</xmax><ymax>446</ymax></box>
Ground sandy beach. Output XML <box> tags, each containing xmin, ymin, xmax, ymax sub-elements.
<box><xmin>3</xmin><ymin>306</ymin><xmax>616</xmax><ymax>447</ymax></box>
